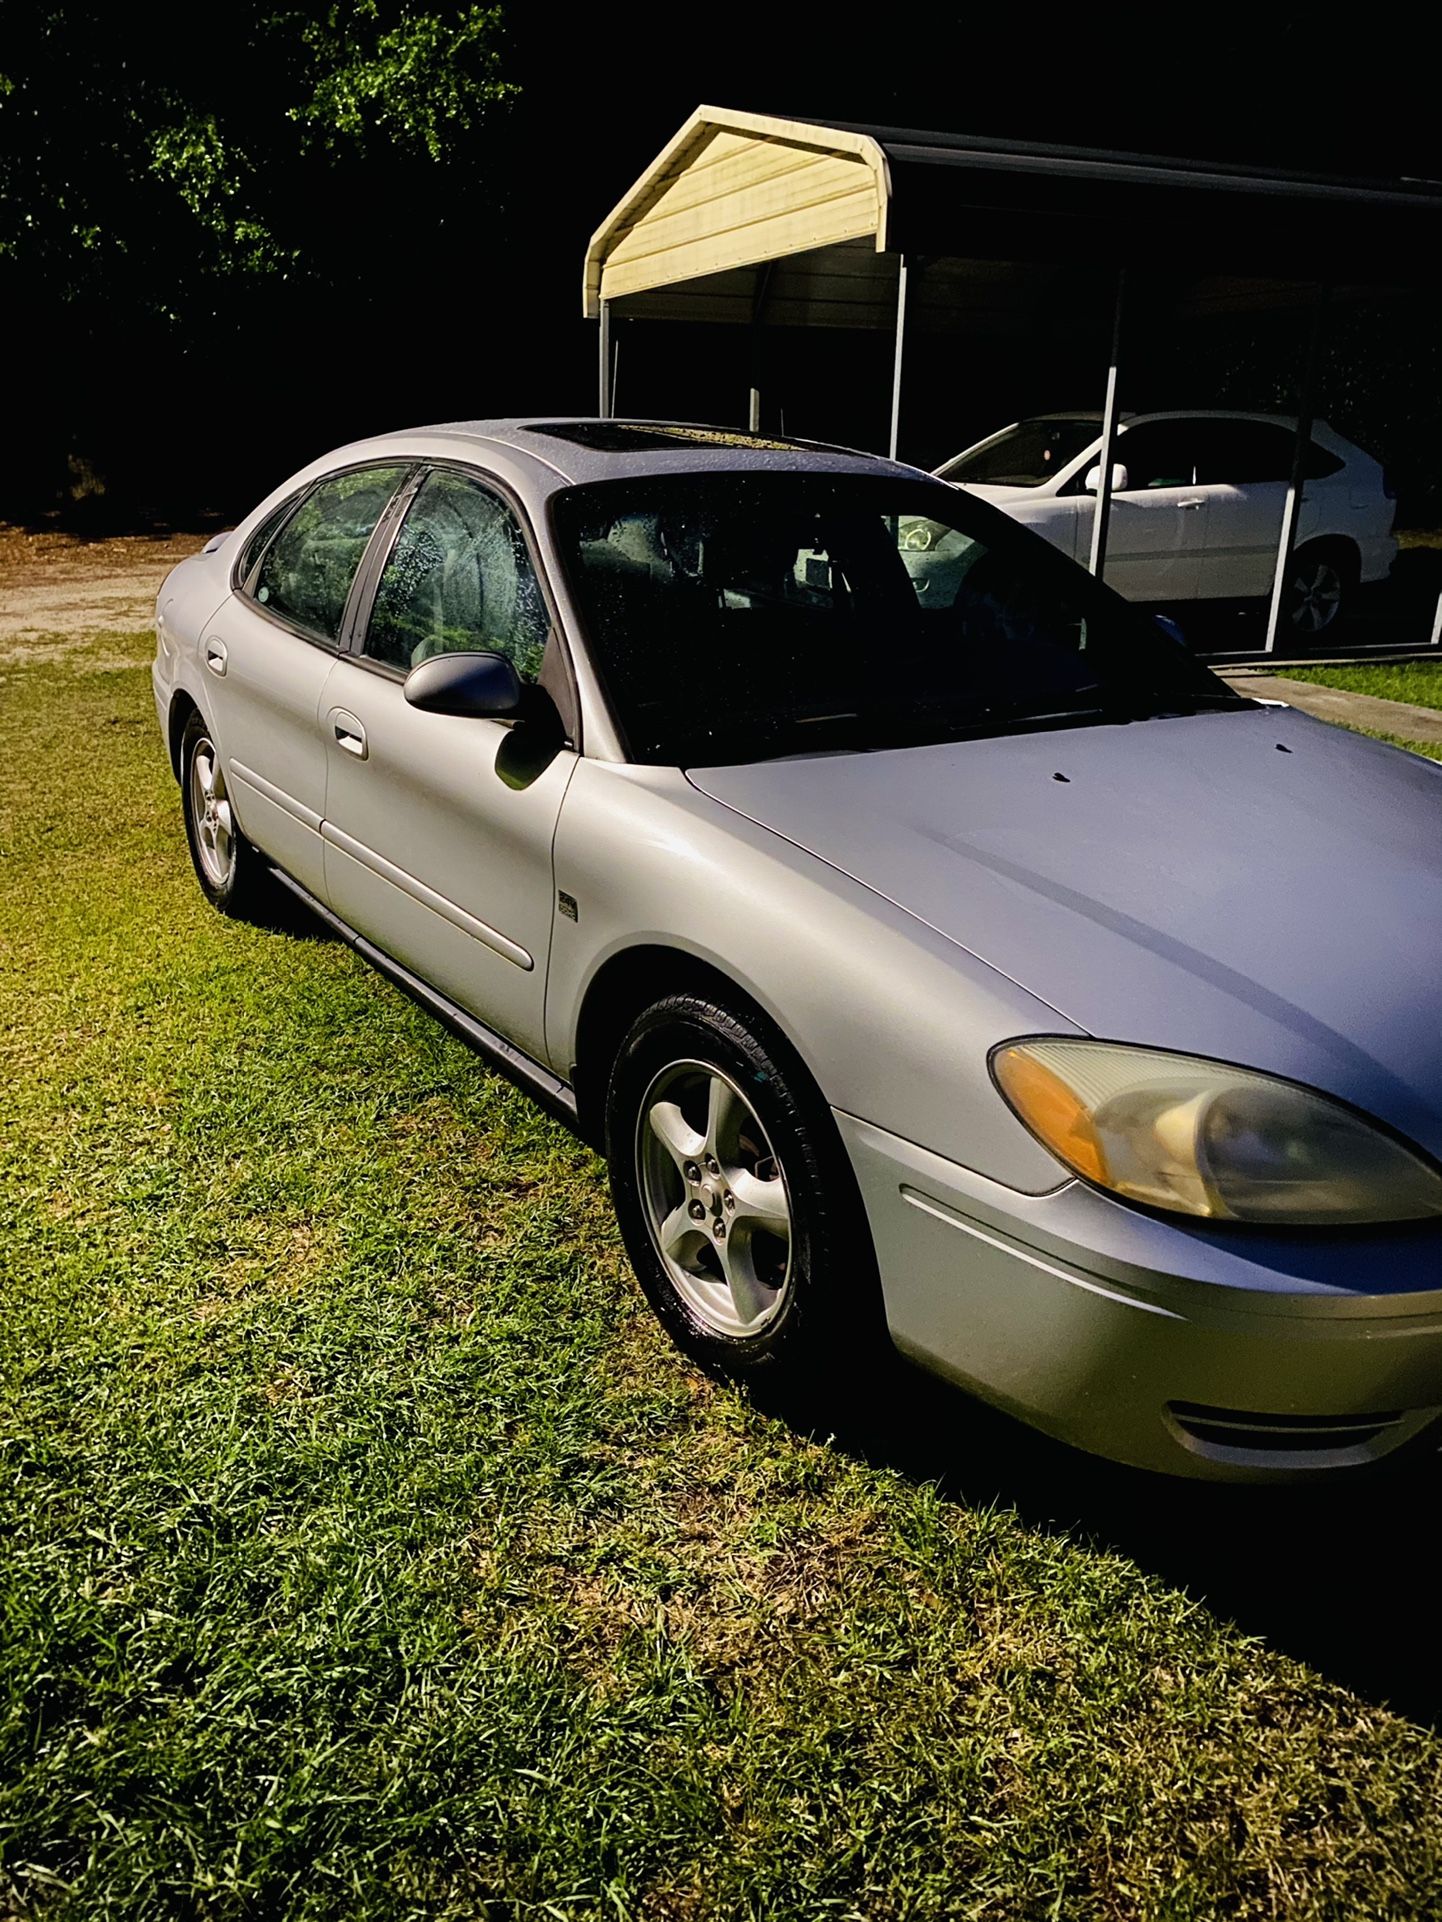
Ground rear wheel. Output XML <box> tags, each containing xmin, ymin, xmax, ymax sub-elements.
<box><xmin>605</xmin><ymin>991</ymin><xmax>883</xmax><ymax>1382</ymax></box>
<box><xmin>180</xmin><ymin>712</ymin><xmax>275</xmax><ymax>918</ymax></box>
<box><xmin>1285</xmin><ymin>543</ymin><xmax>1351</xmax><ymax>639</ymax></box>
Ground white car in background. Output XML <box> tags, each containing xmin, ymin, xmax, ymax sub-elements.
<box><xmin>933</xmin><ymin>411</ymin><xmax>1396</xmax><ymax>637</ymax></box>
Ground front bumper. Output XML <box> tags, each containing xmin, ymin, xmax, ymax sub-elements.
<box><xmin>837</xmin><ymin>1110</ymin><xmax>1442</xmax><ymax>1480</ymax></box>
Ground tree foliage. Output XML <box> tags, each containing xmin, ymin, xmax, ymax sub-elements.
<box><xmin>0</xmin><ymin>2</ymin><xmax>516</xmax><ymax>308</ymax></box>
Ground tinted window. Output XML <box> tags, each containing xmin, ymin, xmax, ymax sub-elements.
<box><xmin>939</xmin><ymin>419</ymin><xmax>1099</xmax><ymax>487</ymax></box>
<box><xmin>1192</xmin><ymin>421</ymin><xmax>1344</xmax><ymax>483</ymax></box>
<box><xmin>1114</xmin><ymin>423</ymin><xmax>1197</xmax><ymax>490</ymax></box>
<box><xmin>365</xmin><ymin>469</ymin><xmax>550</xmax><ymax>679</ymax></box>
<box><xmin>252</xmin><ymin>466</ymin><xmax>407</xmax><ymax>642</ymax></box>
<box><xmin>554</xmin><ymin>474</ymin><xmax>1242</xmax><ymax>766</ymax></box>
<box><xmin>1191</xmin><ymin>421</ymin><xmax>1292</xmax><ymax>483</ymax></box>
<box><xmin>1306</xmin><ymin>442</ymin><xmax>1345</xmax><ymax>479</ymax></box>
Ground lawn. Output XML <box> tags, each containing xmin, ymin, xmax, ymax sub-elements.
<box><xmin>1286</xmin><ymin>658</ymin><xmax>1442</xmax><ymax>713</ymax></box>
<box><xmin>5</xmin><ymin>631</ymin><xmax>1442</xmax><ymax>1920</ymax></box>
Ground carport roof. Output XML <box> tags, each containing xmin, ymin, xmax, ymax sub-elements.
<box><xmin>584</xmin><ymin>105</ymin><xmax>1442</xmax><ymax>324</ymax></box>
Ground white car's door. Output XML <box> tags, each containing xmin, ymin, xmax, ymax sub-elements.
<box><xmin>1192</xmin><ymin>419</ymin><xmax>1337</xmax><ymax>599</ymax></box>
<box><xmin>318</xmin><ymin>467</ymin><xmax>577</xmax><ymax>1064</ymax></box>
<box><xmin>199</xmin><ymin>465</ymin><xmax>410</xmax><ymax>899</ymax></box>
<box><xmin>994</xmin><ymin>496</ymin><xmax>1084</xmax><ymax>562</ymax></box>
<box><xmin>1077</xmin><ymin>420</ymin><xmax>1207</xmax><ymax>601</ymax></box>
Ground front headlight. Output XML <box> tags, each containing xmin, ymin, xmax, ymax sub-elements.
<box><xmin>992</xmin><ymin>1039</ymin><xmax>1442</xmax><ymax>1225</ymax></box>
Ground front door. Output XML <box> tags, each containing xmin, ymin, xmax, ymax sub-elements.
<box><xmin>201</xmin><ymin>465</ymin><xmax>409</xmax><ymax>898</ymax></box>
<box><xmin>319</xmin><ymin>466</ymin><xmax>576</xmax><ymax>1065</ymax></box>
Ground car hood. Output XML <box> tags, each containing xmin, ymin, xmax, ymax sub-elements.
<box><xmin>688</xmin><ymin>708</ymin><xmax>1442</xmax><ymax>1157</ymax></box>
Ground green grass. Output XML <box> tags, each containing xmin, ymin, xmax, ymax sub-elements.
<box><xmin>5</xmin><ymin>633</ymin><xmax>1442</xmax><ymax>1919</ymax></box>
<box><xmin>1355</xmin><ymin>728</ymin><xmax>1442</xmax><ymax>762</ymax></box>
<box><xmin>1285</xmin><ymin>659</ymin><xmax>1442</xmax><ymax>712</ymax></box>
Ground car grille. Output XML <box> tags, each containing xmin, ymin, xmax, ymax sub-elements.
<box><xmin>1167</xmin><ymin>1401</ymin><xmax>1408</xmax><ymax>1456</ymax></box>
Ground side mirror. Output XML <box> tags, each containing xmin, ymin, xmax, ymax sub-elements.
<box><xmin>404</xmin><ymin>650</ymin><xmax>525</xmax><ymax>720</ymax></box>
<box><xmin>1153</xmin><ymin>614</ymin><xmax>1186</xmax><ymax>649</ymax></box>
<box><xmin>1084</xmin><ymin>462</ymin><xmax>1129</xmax><ymax>496</ymax></box>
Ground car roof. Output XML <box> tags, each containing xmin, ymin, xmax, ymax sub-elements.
<box><xmin>1023</xmin><ymin>408</ymin><xmax>1339</xmax><ymax>434</ymax></box>
<box><xmin>378</xmin><ymin>417</ymin><xmax>919</xmax><ymax>487</ymax></box>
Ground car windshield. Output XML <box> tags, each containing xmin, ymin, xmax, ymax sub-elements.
<box><xmin>938</xmin><ymin>419</ymin><xmax>1100</xmax><ymax>488</ymax></box>
<box><xmin>552</xmin><ymin>472</ymin><xmax>1247</xmax><ymax>767</ymax></box>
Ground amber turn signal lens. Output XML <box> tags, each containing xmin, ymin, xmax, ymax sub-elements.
<box><xmin>993</xmin><ymin>1045</ymin><xmax>1109</xmax><ymax>1185</ymax></box>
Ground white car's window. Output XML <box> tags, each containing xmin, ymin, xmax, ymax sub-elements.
<box><xmin>251</xmin><ymin>466</ymin><xmax>407</xmax><ymax>642</ymax></box>
<box><xmin>938</xmin><ymin>418</ymin><xmax>1098</xmax><ymax>487</ymax></box>
<box><xmin>1191</xmin><ymin>420</ymin><xmax>1344</xmax><ymax>483</ymax></box>
<box><xmin>364</xmin><ymin>470</ymin><xmax>549</xmax><ymax>680</ymax></box>
<box><xmin>556</xmin><ymin>474</ymin><xmax>1246</xmax><ymax>765</ymax></box>
<box><xmin>1111</xmin><ymin>423</ymin><xmax>1198</xmax><ymax>491</ymax></box>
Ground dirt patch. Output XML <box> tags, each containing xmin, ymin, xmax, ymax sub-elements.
<box><xmin>0</xmin><ymin>523</ymin><xmax>218</xmax><ymax>660</ymax></box>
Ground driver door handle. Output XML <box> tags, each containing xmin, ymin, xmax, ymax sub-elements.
<box><xmin>1178</xmin><ymin>497</ymin><xmax>1206</xmax><ymax>510</ymax></box>
<box><xmin>330</xmin><ymin>709</ymin><xmax>368</xmax><ymax>759</ymax></box>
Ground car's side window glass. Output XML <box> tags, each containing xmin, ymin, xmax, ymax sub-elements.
<box><xmin>1305</xmin><ymin>442</ymin><xmax>1345</xmax><ymax>479</ymax></box>
<box><xmin>251</xmin><ymin>466</ymin><xmax>407</xmax><ymax>643</ymax></box>
<box><xmin>364</xmin><ymin>469</ymin><xmax>550</xmax><ymax>680</ymax></box>
<box><xmin>1192</xmin><ymin>422</ymin><xmax>1293</xmax><ymax>484</ymax></box>
<box><xmin>237</xmin><ymin>496</ymin><xmax>298</xmax><ymax>587</ymax></box>
<box><xmin>1115</xmin><ymin>425</ymin><xmax>1197</xmax><ymax>491</ymax></box>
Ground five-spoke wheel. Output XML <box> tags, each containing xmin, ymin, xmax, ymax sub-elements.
<box><xmin>188</xmin><ymin>735</ymin><xmax>237</xmax><ymax>890</ymax></box>
<box><xmin>638</xmin><ymin>1059</ymin><xmax>793</xmax><ymax>1337</ymax></box>
<box><xmin>180</xmin><ymin>709</ymin><xmax>272</xmax><ymax>917</ymax></box>
<box><xmin>606</xmin><ymin>991</ymin><xmax>881</xmax><ymax>1381</ymax></box>
<box><xmin>1286</xmin><ymin>547</ymin><xmax>1348</xmax><ymax>637</ymax></box>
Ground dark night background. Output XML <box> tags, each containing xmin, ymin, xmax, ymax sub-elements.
<box><xmin>3</xmin><ymin>2</ymin><xmax>1437</xmax><ymax>527</ymax></box>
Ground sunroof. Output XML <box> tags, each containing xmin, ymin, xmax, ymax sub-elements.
<box><xmin>525</xmin><ymin>421</ymin><xmax>851</xmax><ymax>456</ymax></box>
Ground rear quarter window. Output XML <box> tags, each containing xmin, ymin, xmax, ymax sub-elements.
<box><xmin>235</xmin><ymin>496</ymin><xmax>300</xmax><ymax>589</ymax></box>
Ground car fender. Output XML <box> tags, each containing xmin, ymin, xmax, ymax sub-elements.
<box><xmin>549</xmin><ymin>758</ymin><xmax>1081</xmax><ymax>1194</ymax></box>
<box><xmin>155</xmin><ymin>557</ymin><xmax>233</xmax><ymax>775</ymax></box>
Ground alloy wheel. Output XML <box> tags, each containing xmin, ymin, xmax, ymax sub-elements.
<box><xmin>1289</xmin><ymin>558</ymin><xmax>1344</xmax><ymax>634</ymax></box>
<box><xmin>636</xmin><ymin>1058</ymin><xmax>794</xmax><ymax>1337</ymax></box>
<box><xmin>189</xmin><ymin>737</ymin><xmax>236</xmax><ymax>889</ymax></box>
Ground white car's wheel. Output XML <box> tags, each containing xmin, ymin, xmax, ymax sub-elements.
<box><xmin>1285</xmin><ymin>544</ymin><xmax>1351</xmax><ymax>638</ymax></box>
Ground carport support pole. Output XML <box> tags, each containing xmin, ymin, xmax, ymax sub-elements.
<box><xmin>749</xmin><ymin>263</ymin><xmax>775</xmax><ymax>434</ymax></box>
<box><xmin>1263</xmin><ymin>287</ymin><xmax>1329</xmax><ymax>655</ymax></box>
<box><xmin>1088</xmin><ymin>269</ymin><xmax>1127</xmax><ymax>580</ymax></box>
<box><xmin>888</xmin><ymin>255</ymin><xmax>909</xmax><ymax>460</ymax></box>
<box><xmin>598</xmin><ymin>299</ymin><xmax>613</xmax><ymax>418</ymax></box>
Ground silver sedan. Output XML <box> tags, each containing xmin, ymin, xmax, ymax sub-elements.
<box><xmin>152</xmin><ymin>419</ymin><xmax>1442</xmax><ymax>1480</ymax></box>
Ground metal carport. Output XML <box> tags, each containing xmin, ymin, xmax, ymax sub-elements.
<box><xmin>584</xmin><ymin>106</ymin><xmax>1442</xmax><ymax>653</ymax></box>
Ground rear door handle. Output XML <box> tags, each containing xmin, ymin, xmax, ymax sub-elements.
<box><xmin>204</xmin><ymin>639</ymin><xmax>228</xmax><ymax>675</ymax></box>
<box><xmin>329</xmin><ymin>709</ymin><xmax>368</xmax><ymax>759</ymax></box>
<box><xmin>1177</xmin><ymin>497</ymin><xmax>1206</xmax><ymax>510</ymax></box>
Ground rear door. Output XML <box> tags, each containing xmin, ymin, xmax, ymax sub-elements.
<box><xmin>318</xmin><ymin>465</ymin><xmax>577</xmax><ymax>1064</ymax></box>
<box><xmin>1192</xmin><ymin>420</ymin><xmax>1290</xmax><ymax>598</ymax></box>
<box><xmin>1074</xmin><ymin>419</ymin><xmax>1207</xmax><ymax>601</ymax></box>
<box><xmin>200</xmin><ymin>465</ymin><xmax>410</xmax><ymax>897</ymax></box>
<box><xmin>1193</xmin><ymin>420</ymin><xmax>1342</xmax><ymax>599</ymax></box>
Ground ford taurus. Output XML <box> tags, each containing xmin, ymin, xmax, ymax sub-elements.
<box><xmin>153</xmin><ymin>420</ymin><xmax>1442</xmax><ymax>1479</ymax></box>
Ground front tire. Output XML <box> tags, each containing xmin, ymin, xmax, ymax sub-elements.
<box><xmin>605</xmin><ymin>991</ymin><xmax>884</xmax><ymax>1383</ymax></box>
<box><xmin>179</xmin><ymin>712</ymin><xmax>274</xmax><ymax>918</ymax></box>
